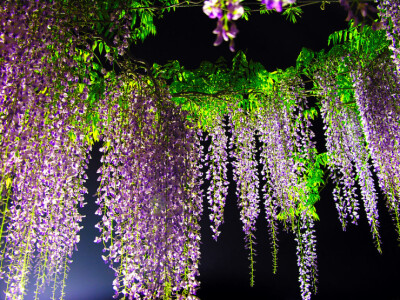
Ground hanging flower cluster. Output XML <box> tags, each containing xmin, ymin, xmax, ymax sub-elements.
<box><xmin>203</xmin><ymin>0</ymin><xmax>243</xmax><ymax>51</ymax></box>
<box><xmin>295</xmin><ymin>214</ymin><xmax>318</xmax><ymax>300</ymax></box>
<box><xmin>204</xmin><ymin>113</ymin><xmax>230</xmax><ymax>240</ymax></box>
<box><xmin>2</xmin><ymin>0</ymin><xmax>400</xmax><ymax>299</ymax></box>
<box><xmin>315</xmin><ymin>64</ymin><xmax>382</xmax><ymax>251</ymax></box>
<box><xmin>202</xmin><ymin>0</ymin><xmax>295</xmax><ymax>51</ymax></box>
<box><xmin>377</xmin><ymin>0</ymin><xmax>400</xmax><ymax>76</ymax></box>
<box><xmin>266</xmin><ymin>75</ymin><xmax>318</xmax><ymax>300</ymax></box>
<box><xmin>95</xmin><ymin>78</ymin><xmax>203</xmax><ymax>299</ymax></box>
<box><xmin>261</xmin><ymin>0</ymin><xmax>295</xmax><ymax>12</ymax></box>
<box><xmin>201</xmin><ymin>73</ymin><xmax>319</xmax><ymax>298</ymax></box>
<box><xmin>230</xmin><ymin>109</ymin><xmax>260</xmax><ymax>286</ymax></box>
<box><xmin>0</xmin><ymin>1</ymin><xmax>91</xmax><ymax>299</ymax></box>
<box><xmin>352</xmin><ymin>57</ymin><xmax>400</xmax><ymax>238</ymax></box>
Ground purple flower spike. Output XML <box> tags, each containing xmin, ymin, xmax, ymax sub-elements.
<box><xmin>262</xmin><ymin>0</ymin><xmax>282</xmax><ymax>12</ymax></box>
<box><xmin>203</xmin><ymin>0</ymin><xmax>223</xmax><ymax>19</ymax></box>
<box><xmin>261</xmin><ymin>0</ymin><xmax>296</xmax><ymax>12</ymax></box>
<box><xmin>213</xmin><ymin>19</ymin><xmax>229</xmax><ymax>46</ymax></box>
<box><xmin>228</xmin><ymin>23</ymin><xmax>239</xmax><ymax>51</ymax></box>
<box><xmin>227</xmin><ymin>22</ymin><xmax>239</xmax><ymax>39</ymax></box>
<box><xmin>226</xmin><ymin>0</ymin><xmax>244</xmax><ymax>21</ymax></box>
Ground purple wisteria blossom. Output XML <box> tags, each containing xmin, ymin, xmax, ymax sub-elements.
<box><xmin>0</xmin><ymin>1</ymin><xmax>90</xmax><ymax>298</ymax></box>
<box><xmin>231</xmin><ymin>108</ymin><xmax>260</xmax><ymax>286</ymax></box>
<box><xmin>315</xmin><ymin>71</ymin><xmax>360</xmax><ymax>229</ymax></box>
<box><xmin>315</xmin><ymin>57</ymin><xmax>383</xmax><ymax>251</ymax></box>
<box><xmin>226</xmin><ymin>0</ymin><xmax>245</xmax><ymax>20</ymax></box>
<box><xmin>203</xmin><ymin>0</ymin><xmax>243</xmax><ymax>51</ymax></box>
<box><xmin>352</xmin><ymin>57</ymin><xmax>400</xmax><ymax>240</ymax></box>
<box><xmin>213</xmin><ymin>20</ymin><xmax>239</xmax><ymax>51</ymax></box>
<box><xmin>256</xmin><ymin>74</ymin><xmax>319</xmax><ymax>297</ymax></box>
<box><xmin>261</xmin><ymin>0</ymin><xmax>296</xmax><ymax>13</ymax></box>
<box><xmin>295</xmin><ymin>215</ymin><xmax>318</xmax><ymax>300</ymax></box>
<box><xmin>378</xmin><ymin>0</ymin><xmax>400</xmax><ymax>77</ymax></box>
<box><xmin>95</xmin><ymin>79</ymin><xmax>203</xmax><ymax>299</ymax></box>
<box><xmin>203</xmin><ymin>0</ymin><xmax>223</xmax><ymax>19</ymax></box>
<box><xmin>205</xmin><ymin>114</ymin><xmax>230</xmax><ymax>240</ymax></box>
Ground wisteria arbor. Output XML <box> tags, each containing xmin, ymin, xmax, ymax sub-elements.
<box><xmin>0</xmin><ymin>0</ymin><xmax>399</xmax><ymax>299</ymax></box>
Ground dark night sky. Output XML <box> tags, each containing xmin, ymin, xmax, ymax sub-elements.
<box><xmin>14</xmin><ymin>3</ymin><xmax>400</xmax><ymax>300</ymax></box>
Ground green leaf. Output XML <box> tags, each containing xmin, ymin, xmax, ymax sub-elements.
<box><xmin>92</xmin><ymin>40</ymin><xmax>98</xmax><ymax>52</ymax></box>
<box><xmin>282</xmin><ymin>6</ymin><xmax>303</xmax><ymax>24</ymax></box>
<box><xmin>99</xmin><ymin>42</ymin><xmax>103</xmax><ymax>55</ymax></box>
<box><xmin>105</xmin><ymin>44</ymin><xmax>110</xmax><ymax>53</ymax></box>
<box><xmin>5</xmin><ymin>177</ymin><xmax>12</xmax><ymax>189</ymax></box>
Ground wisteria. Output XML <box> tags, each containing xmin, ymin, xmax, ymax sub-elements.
<box><xmin>378</xmin><ymin>0</ymin><xmax>400</xmax><ymax>76</ymax></box>
<box><xmin>202</xmin><ymin>0</ymin><xmax>297</xmax><ymax>50</ymax></box>
<box><xmin>205</xmin><ymin>113</ymin><xmax>230</xmax><ymax>240</ymax></box>
<box><xmin>295</xmin><ymin>214</ymin><xmax>318</xmax><ymax>300</ymax></box>
<box><xmin>315</xmin><ymin>65</ymin><xmax>382</xmax><ymax>251</ymax></box>
<box><xmin>1</xmin><ymin>0</ymin><xmax>400</xmax><ymax>300</ymax></box>
<box><xmin>203</xmin><ymin>0</ymin><xmax>243</xmax><ymax>51</ymax></box>
<box><xmin>316</xmin><ymin>70</ymin><xmax>360</xmax><ymax>229</ymax></box>
<box><xmin>230</xmin><ymin>108</ymin><xmax>260</xmax><ymax>285</ymax></box>
<box><xmin>95</xmin><ymin>78</ymin><xmax>203</xmax><ymax>299</ymax></box>
<box><xmin>261</xmin><ymin>0</ymin><xmax>296</xmax><ymax>13</ymax></box>
<box><xmin>0</xmin><ymin>1</ymin><xmax>90</xmax><ymax>299</ymax></box>
<box><xmin>352</xmin><ymin>57</ymin><xmax>400</xmax><ymax>238</ymax></box>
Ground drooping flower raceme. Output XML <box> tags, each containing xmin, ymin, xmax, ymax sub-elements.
<box><xmin>95</xmin><ymin>78</ymin><xmax>203</xmax><ymax>300</ymax></box>
<box><xmin>205</xmin><ymin>113</ymin><xmax>230</xmax><ymax>240</ymax></box>
<box><xmin>315</xmin><ymin>61</ymin><xmax>382</xmax><ymax>251</ymax></box>
<box><xmin>353</xmin><ymin>57</ymin><xmax>400</xmax><ymax>239</ymax></box>
<box><xmin>295</xmin><ymin>214</ymin><xmax>318</xmax><ymax>300</ymax></box>
<box><xmin>0</xmin><ymin>1</ymin><xmax>90</xmax><ymax>299</ymax></box>
<box><xmin>315</xmin><ymin>71</ymin><xmax>360</xmax><ymax>230</ymax></box>
<box><xmin>0</xmin><ymin>1</ymin><xmax>89</xmax><ymax>299</ymax></box>
<box><xmin>261</xmin><ymin>0</ymin><xmax>296</xmax><ymax>13</ymax></box>
<box><xmin>203</xmin><ymin>0</ymin><xmax>244</xmax><ymax>51</ymax></box>
<box><xmin>378</xmin><ymin>0</ymin><xmax>400</xmax><ymax>77</ymax></box>
<box><xmin>230</xmin><ymin>109</ymin><xmax>260</xmax><ymax>285</ymax></box>
<box><xmin>255</xmin><ymin>73</ymin><xmax>318</xmax><ymax>299</ymax></box>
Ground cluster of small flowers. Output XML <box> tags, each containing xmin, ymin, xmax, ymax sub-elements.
<box><xmin>95</xmin><ymin>79</ymin><xmax>202</xmax><ymax>299</ymax></box>
<box><xmin>315</xmin><ymin>71</ymin><xmax>360</xmax><ymax>229</ymax></box>
<box><xmin>378</xmin><ymin>0</ymin><xmax>400</xmax><ymax>78</ymax></box>
<box><xmin>202</xmin><ymin>0</ymin><xmax>296</xmax><ymax>50</ymax></box>
<box><xmin>205</xmin><ymin>114</ymin><xmax>230</xmax><ymax>240</ymax></box>
<box><xmin>261</xmin><ymin>0</ymin><xmax>296</xmax><ymax>13</ymax></box>
<box><xmin>231</xmin><ymin>109</ymin><xmax>260</xmax><ymax>238</ymax></box>
<box><xmin>316</xmin><ymin>67</ymin><xmax>382</xmax><ymax>251</ymax></box>
<box><xmin>230</xmin><ymin>109</ymin><xmax>260</xmax><ymax>283</ymax></box>
<box><xmin>345</xmin><ymin>107</ymin><xmax>381</xmax><ymax>251</ymax></box>
<box><xmin>203</xmin><ymin>0</ymin><xmax>243</xmax><ymax>51</ymax></box>
<box><xmin>295</xmin><ymin>214</ymin><xmax>318</xmax><ymax>300</ymax></box>
<box><xmin>352</xmin><ymin>57</ymin><xmax>400</xmax><ymax>238</ymax></box>
<box><xmin>256</xmin><ymin>75</ymin><xmax>319</xmax><ymax>298</ymax></box>
<box><xmin>257</xmin><ymin>101</ymin><xmax>292</xmax><ymax>269</ymax></box>
<box><xmin>0</xmin><ymin>1</ymin><xmax>90</xmax><ymax>298</ymax></box>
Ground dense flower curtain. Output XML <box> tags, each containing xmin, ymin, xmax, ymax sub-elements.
<box><xmin>1</xmin><ymin>0</ymin><xmax>400</xmax><ymax>300</ymax></box>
